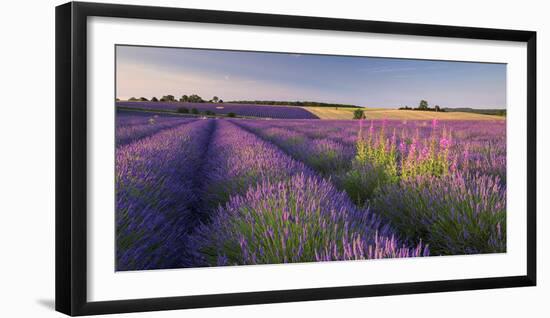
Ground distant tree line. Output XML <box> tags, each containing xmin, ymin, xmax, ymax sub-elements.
<box><xmin>399</xmin><ymin>100</ymin><xmax>445</xmax><ymax>112</ymax></box>
<box><xmin>227</xmin><ymin>100</ymin><xmax>359</xmax><ymax>108</ymax></box>
<box><xmin>443</xmin><ymin>108</ymin><xmax>506</xmax><ymax>117</ymax></box>
<box><xmin>121</xmin><ymin>94</ymin><xmax>223</xmax><ymax>103</ymax></box>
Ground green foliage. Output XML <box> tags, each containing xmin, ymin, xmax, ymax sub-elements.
<box><xmin>205</xmin><ymin>110</ymin><xmax>215</xmax><ymax>116</ymax></box>
<box><xmin>227</xmin><ymin>112</ymin><xmax>236</xmax><ymax>118</ymax></box>
<box><xmin>342</xmin><ymin>120</ymin><xmax>451</xmax><ymax>206</ymax></box>
<box><xmin>418</xmin><ymin>100</ymin><xmax>429</xmax><ymax>110</ymax></box>
<box><xmin>151</xmin><ymin>97</ymin><xmax>159</xmax><ymax>102</ymax></box>
<box><xmin>340</xmin><ymin>161</ymin><xmax>389</xmax><ymax>207</ymax></box>
<box><xmin>128</xmin><ymin>97</ymin><xmax>138</xmax><ymax>101</ymax></box>
<box><xmin>400</xmin><ymin>127</ymin><xmax>450</xmax><ymax>179</ymax></box>
<box><xmin>177</xmin><ymin>107</ymin><xmax>189</xmax><ymax>114</ymax></box>
<box><xmin>188</xmin><ymin>94</ymin><xmax>204</xmax><ymax>103</ymax></box>
<box><xmin>180</xmin><ymin>95</ymin><xmax>189</xmax><ymax>102</ymax></box>
<box><xmin>353</xmin><ymin>109</ymin><xmax>366</xmax><ymax>119</ymax></box>
<box><xmin>341</xmin><ymin>122</ymin><xmax>398</xmax><ymax>206</ymax></box>
<box><xmin>191</xmin><ymin>108</ymin><xmax>199</xmax><ymax>114</ymax></box>
<box><xmin>160</xmin><ymin>95</ymin><xmax>175</xmax><ymax>102</ymax></box>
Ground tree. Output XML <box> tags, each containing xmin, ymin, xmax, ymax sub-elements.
<box><xmin>191</xmin><ymin>108</ymin><xmax>199</xmax><ymax>114</ymax></box>
<box><xmin>139</xmin><ymin>97</ymin><xmax>148</xmax><ymax>102</ymax></box>
<box><xmin>180</xmin><ymin>95</ymin><xmax>189</xmax><ymax>102</ymax></box>
<box><xmin>177</xmin><ymin>107</ymin><xmax>189</xmax><ymax>113</ymax></box>
<box><xmin>218</xmin><ymin>99</ymin><xmax>223</xmax><ymax>103</ymax></box>
<box><xmin>115</xmin><ymin>98</ymin><xmax>120</xmax><ymax>102</ymax></box>
<box><xmin>188</xmin><ymin>94</ymin><xmax>204</xmax><ymax>103</ymax></box>
<box><xmin>227</xmin><ymin>112</ymin><xmax>236</xmax><ymax>118</ymax></box>
<box><xmin>151</xmin><ymin>97</ymin><xmax>159</xmax><ymax>102</ymax></box>
<box><xmin>353</xmin><ymin>109</ymin><xmax>366</xmax><ymax>119</ymax></box>
<box><xmin>212</xmin><ymin>96</ymin><xmax>219</xmax><ymax>103</ymax></box>
<box><xmin>418</xmin><ymin>100</ymin><xmax>429</xmax><ymax>110</ymax></box>
<box><xmin>434</xmin><ymin>105</ymin><xmax>441</xmax><ymax>112</ymax></box>
<box><xmin>128</xmin><ymin>97</ymin><xmax>138</xmax><ymax>101</ymax></box>
<box><xmin>161</xmin><ymin>95</ymin><xmax>175</xmax><ymax>102</ymax></box>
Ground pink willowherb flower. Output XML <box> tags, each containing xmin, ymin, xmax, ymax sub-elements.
<box><xmin>439</xmin><ymin>137</ymin><xmax>450</xmax><ymax>150</ymax></box>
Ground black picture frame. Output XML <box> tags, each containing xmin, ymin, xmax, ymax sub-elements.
<box><xmin>55</xmin><ymin>1</ymin><xmax>537</xmax><ymax>316</ymax></box>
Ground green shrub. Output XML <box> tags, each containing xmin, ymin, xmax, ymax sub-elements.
<box><xmin>353</xmin><ymin>109</ymin><xmax>366</xmax><ymax>119</ymax></box>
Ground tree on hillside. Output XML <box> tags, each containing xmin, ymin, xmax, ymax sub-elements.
<box><xmin>353</xmin><ymin>109</ymin><xmax>366</xmax><ymax>119</ymax></box>
<box><xmin>212</xmin><ymin>96</ymin><xmax>219</xmax><ymax>103</ymax></box>
<box><xmin>139</xmin><ymin>97</ymin><xmax>148</xmax><ymax>102</ymax></box>
<box><xmin>180</xmin><ymin>95</ymin><xmax>189</xmax><ymax>102</ymax></box>
<box><xmin>161</xmin><ymin>95</ymin><xmax>175</xmax><ymax>102</ymax></box>
<box><xmin>151</xmin><ymin>97</ymin><xmax>159</xmax><ymax>102</ymax></box>
<box><xmin>418</xmin><ymin>100</ymin><xmax>429</xmax><ymax>110</ymax></box>
<box><xmin>188</xmin><ymin>94</ymin><xmax>204</xmax><ymax>103</ymax></box>
<box><xmin>128</xmin><ymin>97</ymin><xmax>138</xmax><ymax>101</ymax></box>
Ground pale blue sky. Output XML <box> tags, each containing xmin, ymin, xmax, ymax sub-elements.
<box><xmin>116</xmin><ymin>45</ymin><xmax>506</xmax><ymax>109</ymax></box>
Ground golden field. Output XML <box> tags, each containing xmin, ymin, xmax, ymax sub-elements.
<box><xmin>304</xmin><ymin>107</ymin><xmax>505</xmax><ymax>120</ymax></box>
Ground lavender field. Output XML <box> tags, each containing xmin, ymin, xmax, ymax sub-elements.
<box><xmin>115</xmin><ymin>111</ymin><xmax>506</xmax><ymax>271</ymax></box>
<box><xmin>116</xmin><ymin>101</ymin><xmax>319</xmax><ymax>119</ymax></box>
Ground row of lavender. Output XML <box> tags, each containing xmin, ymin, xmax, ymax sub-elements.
<box><xmin>236</xmin><ymin>119</ymin><xmax>506</xmax><ymax>255</ymax></box>
<box><xmin>116</xmin><ymin>110</ymin><xmax>196</xmax><ymax>146</ymax></box>
<box><xmin>116</xmin><ymin>101</ymin><xmax>319</xmax><ymax>119</ymax></box>
<box><xmin>116</xmin><ymin>120</ymin><xmax>215</xmax><ymax>270</ymax></box>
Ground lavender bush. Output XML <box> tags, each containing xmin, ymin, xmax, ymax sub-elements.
<box><xmin>191</xmin><ymin>174</ymin><xmax>427</xmax><ymax>266</ymax></box>
<box><xmin>373</xmin><ymin>172</ymin><xmax>506</xmax><ymax>255</ymax></box>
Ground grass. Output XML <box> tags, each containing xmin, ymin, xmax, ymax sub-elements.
<box><xmin>304</xmin><ymin>107</ymin><xmax>505</xmax><ymax>120</ymax></box>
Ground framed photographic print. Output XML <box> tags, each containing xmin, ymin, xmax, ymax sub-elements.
<box><xmin>55</xmin><ymin>1</ymin><xmax>536</xmax><ymax>316</ymax></box>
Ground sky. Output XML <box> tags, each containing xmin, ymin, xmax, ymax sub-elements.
<box><xmin>116</xmin><ymin>45</ymin><xmax>506</xmax><ymax>109</ymax></box>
